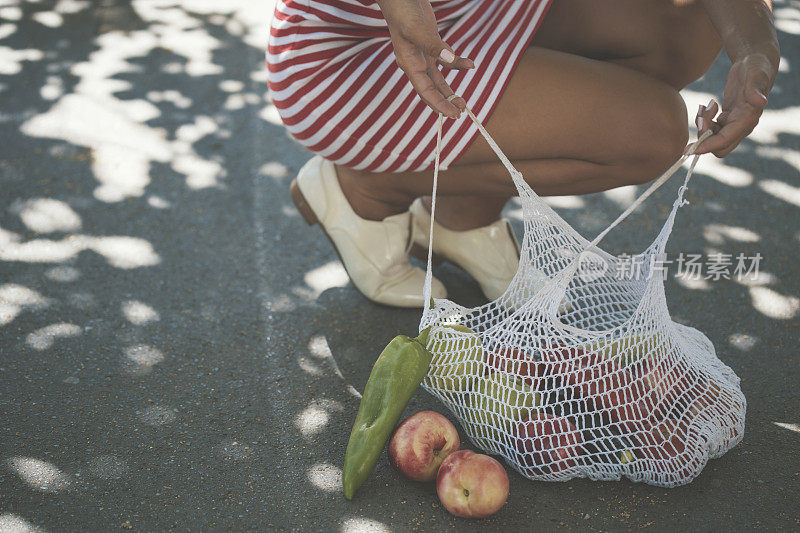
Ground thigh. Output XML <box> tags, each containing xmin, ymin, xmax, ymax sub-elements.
<box><xmin>455</xmin><ymin>45</ymin><xmax>687</xmax><ymax>167</ymax></box>
<box><xmin>532</xmin><ymin>0</ymin><xmax>722</xmax><ymax>89</ymax></box>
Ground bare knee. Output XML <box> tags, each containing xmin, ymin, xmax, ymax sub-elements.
<box><xmin>624</xmin><ymin>88</ymin><xmax>688</xmax><ymax>186</ymax></box>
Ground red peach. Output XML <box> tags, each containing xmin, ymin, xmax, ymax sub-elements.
<box><xmin>388</xmin><ymin>411</ymin><xmax>460</xmax><ymax>482</ymax></box>
<box><xmin>436</xmin><ymin>450</ymin><xmax>509</xmax><ymax>519</ymax></box>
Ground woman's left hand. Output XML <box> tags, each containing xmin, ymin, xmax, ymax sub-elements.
<box><xmin>693</xmin><ymin>52</ymin><xmax>777</xmax><ymax>157</ymax></box>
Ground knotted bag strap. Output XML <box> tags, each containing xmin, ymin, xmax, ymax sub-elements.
<box><xmin>422</xmin><ymin>99</ymin><xmax>713</xmax><ymax>313</ymax></box>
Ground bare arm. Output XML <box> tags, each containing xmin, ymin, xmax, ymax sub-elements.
<box><xmin>694</xmin><ymin>0</ymin><xmax>781</xmax><ymax>156</ymax></box>
<box><xmin>702</xmin><ymin>0</ymin><xmax>779</xmax><ymax>65</ymax></box>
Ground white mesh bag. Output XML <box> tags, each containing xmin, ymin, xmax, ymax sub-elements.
<box><xmin>418</xmin><ymin>109</ymin><xmax>745</xmax><ymax>488</ymax></box>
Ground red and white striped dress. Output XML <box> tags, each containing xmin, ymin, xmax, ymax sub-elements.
<box><xmin>267</xmin><ymin>0</ymin><xmax>552</xmax><ymax>173</ymax></box>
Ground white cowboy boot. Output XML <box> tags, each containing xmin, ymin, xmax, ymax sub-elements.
<box><xmin>290</xmin><ymin>157</ymin><xmax>446</xmax><ymax>308</ymax></box>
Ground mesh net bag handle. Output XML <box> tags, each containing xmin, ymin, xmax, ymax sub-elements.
<box><xmin>422</xmin><ymin>109</ymin><xmax>712</xmax><ymax>312</ymax></box>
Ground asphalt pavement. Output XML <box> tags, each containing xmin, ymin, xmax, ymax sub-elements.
<box><xmin>1</xmin><ymin>1</ymin><xmax>798</xmax><ymax>531</ymax></box>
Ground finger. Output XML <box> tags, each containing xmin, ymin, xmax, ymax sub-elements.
<box><xmin>435</xmin><ymin>44</ymin><xmax>474</xmax><ymax>70</ymax></box>
<box><xmin>704</xmin><ymin>99</ymin><xmax>719</xmax><ymax>123</ymax></box>
<box><xmin>694</xmin><ymin>99</ymin><xmax>719</xmax><ymax>135</ymax></box>
<box><xmin>745</xmin><ymin>86</ymin><xmax>768</xmax><ymax>110</ymax></box>
<box><xmin>437</xmin><ymin>51</ymin><xmax>474</xmax><ymax>70</ymax></box>
<box><xmin>405</xmin><ymin>67</ymin><xmax>460</xmax><ymax>118</ymax></box>
<box><xmin>428</xmin><ymin>64</ymin><xmax>466</xmax><ymax>112</ymax></box>
<box><xmin>693</xmin><ymin>119</ymin><xmax>753</xmax><ymax>157</ymax></box>
<box><xmin>746</xmin><ymin>65</ymin><xmax>772</xmax><ymax>103</ymax></box>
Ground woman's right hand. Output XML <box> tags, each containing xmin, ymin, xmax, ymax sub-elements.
<box><xmin>376</xmin><ymin>0</ymin><xmax>474</xmax><ymax>118</ymax></box>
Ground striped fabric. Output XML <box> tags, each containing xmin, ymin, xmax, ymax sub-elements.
<box><xmin>267</xmin><ymin>0</ymin><xmax>552</xmax><ymax>173</ymax></box>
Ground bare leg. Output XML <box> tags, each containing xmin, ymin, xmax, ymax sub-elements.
<box><xmin>338</xmin><ymin>0</ymin><xmax>723</xmax><ymax>228</ymax></box>
<box><xmin>532</xmin><ymin>0</ymin><xmax>722</xmax><ymax>91</ymax></box>
<box><xmin>337</xmin><ymin>46</ymin><xmax>689</xmax><ymax>222</ymax></box>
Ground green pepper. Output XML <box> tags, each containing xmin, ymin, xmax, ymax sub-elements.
<box><xmin>342</xmin><ymin>327</ymin><xmax>432</xmax><ymax>500</ymax></box>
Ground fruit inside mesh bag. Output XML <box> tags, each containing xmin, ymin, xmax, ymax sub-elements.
<box><xmin>423</xmin><ymin>323</ymin><xmax>744</xmax><ymax>486</ymax></box>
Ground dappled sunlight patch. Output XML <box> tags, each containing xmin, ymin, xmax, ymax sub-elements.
<box><xmin>139</xmin><ymin>17</ymin><xmax>223</xmax><ymax>76</ymax></box>
<box><xmin>14</xmin><ymin>0</ymin><xmax>274</xmax><ymax>206</ymax></box>
<box><xmin>32</xmin><ymin>10</ymin><xmax>64</xmax><ymax>28</ymax></box>
<box><xmin>219</xmin><ymin>79</ymin><xmax>244</xmax><ymax>93</ymax></box>
<box><xmin>728</xmin><ymin>333</ymin><xmax>758</xmax><ymax>352</ymax></box>
<box><xmin>0</xmin><ymin>513</ymin><xmax>44</xmax><ymax>533</ymax></box>
<box><xmin>542</xmin><ymin>195</ymin><xmax>585</xmax><ymax>209</ymax></box>
<box><xmin>21</xmin><ymin>93</ymin><xmax>169</xmax><ymax>202</ymax></box>
<box><xmin>122</xmin><ymin>299</ymin><xmax>159</xmax><ymax>325</ymax></box>
<box><xmin>87</xmin><ymin>454</ymin><xmax>129</xmax><ymax>479</ymax></box>
<box><xmin>307</xmin><ymin>462</ymin><xmax>342</xmax><ymax>493</ymax></box>
<box><xmin>0</xmin><ymin>4</ymin><xmax>22</xmax><ymax>21</ymax></box>
<box><xmin>298</xmin><ymin>356</ymin><xmax>323</xmax><ymax>376</ymax></box>
<box><xmin>123</xmin><ymin>344</ymin><xmax>164</xmax><ymax>375</ymax></box>
<box><xmin>702</xmin><ymin>200</ymin><xmax>725</xmax><ymax>213</ymax></box>
<box><xmin>0</xmin><ymin>227</ymin><xmax>82</xmax><ymax>263</ymax></box>
<box><xmin>11</xmin><ymin>198</ymin><xmax>82</xmax><ymax>233</ymax></box>
<box><xmin>340</xmin><ymin>517</ymin><xmax>391</xmax><ymax>533</ymax></box>
<box><xmin>702</xmin><ymin>224</ymin><xmax>761</xmax><ymax>245</ymax></box>
<box><xmin>146</xmin><ymin>89</ymin><xmax>192</xmax><ymax>109</ymax></box>
<box><xmin>45</xmin><ymin>265</ymin><xmax>80</xmax><ymax>282</ymax></box>
<box><xmin>774</xmin><ymin>422</ymin><xmax>800</xmax><ymax>434</ymax></box>
<box><xmin>732</xmin><ymin>270</ymin><xmax>776</xmax><ymax>287</ymax></box>
<box><xmin>7</xmin><ymin>456</ymin><xmax>71</xmax><ymax>493</ymax></box>
<box><xmin>602</xmin><ymin>185</ymin><xmax>638</xmax><ymax>208</ymax></box>
<box><xmin>172</xmin><ymin>152</ymin><xmax>225</xmax><ymax>190</ymax></box>
<box><xmin>0</xmin><ymin>46</ymin><xmax>43</xmax><ymax>75</ymax></box>
<box><xmin>90</xmin><ymin>143</ymin><xmax>155</xmax><ymax>203</ymax></box>
<box><xmin>295</xmin><ymin>398</ymin><xmax>344</xmax><ymax>438</ymax></box>
<box><xmin>84</xmin><ymin>235</ymin><xmax>160</xmax><ymax>268</ymax></box>
<box><xmin>137</xmin><ymin>405</ymin><xmax>177</xmax><ymax>426</ymax></box>
<box><xmin>295</xmin><ymin>404</ymin><xmax>329</xmax><ymax>438</ymax></box>
<box><xmin>774</xmin><ymin>5</ymin><xmax>800</xmax><ymax>35</ymax></box>
<box><xmin>147</xmin><ymin>195</ymin><xmax>171</xmax><ymax>209</ymax></box>
<box><xmin>748</xmin><ymin>106</ymin><xmax>800</xmax><ymax>144</ymax></box>
<box><xmin>306</xmin><ymin>334</ymin><xmax>347</xmax><ymax>382</ymax></box>
<box><xmin>758</xmin><ymin>179</ymin><xmax>800</xmax><ymax>208</ymax></box>
<box><xmin>303</xmin><ymin>261</ymin><xmax>349</xmax><ymax>299</ymax></box>
<box><xmin>673</xmin><ymin>273</ymin><xmax>711</xmax><ymax>291</ymax></box>
<box><xmin>695</xmin><ymin>156</ymin><xmax>753</xmax><ymax>187</ymax></box>
<box><xmin>756</xmin><ymin>145</ymin><xmax>800</xmax><ymax>173</ymax></box>
<box><xmin>259</xmin><ymin>103</ymin><xmax>283</xmax><ymax>125</ymax></box>
<box><xmin>0</xmin><ymin>284</ymin><xmax>51</xmax><ymax>325</ymax></box>
<box><xmin>175</xmin><ymin>115</ymin><xmax>218</xmax><ymax>144</ymax></box>
<box><xmin>54</xmin><ymin>0</ymin><xmax>91</xmax><ymax>16</ymax></box>
<box><xmin>40</xmin><ymin>75</ymin><xmax>64</xmax><ymax>101</ymax></box>
<box><xmin>282</xmin><ymin>204</ymin><xmax>299</xmax><ymax>217</ymax></box>
<box><xmin>224</xmin><ymin>92</ymin><xmax>260</xmax><ymax>111</ymax></box>
<box><xmin>26</xmin><ymin>322</ymin><xmax>81</xmax><ymax>350</ymax></box>
<box><xmin>748</xmin><ymin>286</ymin><xmax>799</xmax><ymax>320</ymax></box>
<box><xmin>0</xmin><ymin>22</ymin><xmax>17</xmax><ymax>40</ymax></box>
<box><xmin>259</xmin><ymin>161</ymin><xmax>289</xmax><ymax>180</ymax></box>
<box><xmin>308</xmin><ymin>335</ymin><xmax>332</xmax><ymax>360</ymax></box>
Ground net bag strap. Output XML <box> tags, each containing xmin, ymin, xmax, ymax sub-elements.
<box><xmin>422</xmin><ymin>103</ymin><xmax>713</xmax><ymax>312</ymax></box>
<box><xmin>422</xmin><ymin>114</ymin><xmax>445</xmax><ymax>312</ymax></box>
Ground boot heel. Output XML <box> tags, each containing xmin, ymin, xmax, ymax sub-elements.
<box><xmin>409</xmin><ymin>242</ymin><xmax>444</xmax><ymax>266</ymax></box>
<box><xmin>290</xmin><ymin>178</ymin><xmax>318</xmax><ymax>226</ymax></box>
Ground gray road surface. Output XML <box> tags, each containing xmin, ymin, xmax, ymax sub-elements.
<box><xmin>1</xmin><ymin>1</ymin><xmax>798</xmax><ymax>531</ymax></box>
